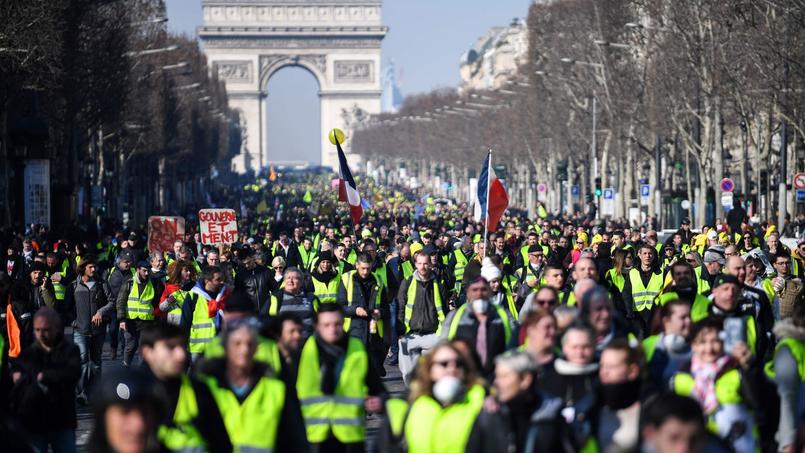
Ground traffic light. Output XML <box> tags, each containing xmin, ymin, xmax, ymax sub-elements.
<box><xmin>594</xmin><ymin>177</ymin><xmax>602</xmax><ymax>197</ymax></box>
<box><xmin>760</xmin><ymin>171</ymin><xmax>768</xmax><ymax>193</ymax></box>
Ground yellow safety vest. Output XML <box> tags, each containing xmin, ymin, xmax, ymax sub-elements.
<box><xmin>205</xmin><ymin>375</ymin><xmax>285</xmax><ymax>453</ymax></box>
<box><xmin>401</xmin><ymin>261</ymin><xmax>414</xmax><ymax>280</ymax></box>
<box><xmin>126</xmin><ymin>280</ymin><xmax>155</xmax><ymax>321</ymax></box>
<box><xmin>341</xmin><ymin>271</ymin><xmax>385</xmax><ymax>337</ymax></box>
<box><xmin>296</xmin><ymin>336</ymin><xmax>368</xmax><ymax>443</ymax></box>
<box><xmin>187</xmin><ymin>293</ymin><xmax>215</xmax><ymax>354</ymax></box>
<box><xmin>204</xmin><ymin>336</ymin><xmax>282</xmax><ymax>373</ymax></box>
<box><xmin>311</xmin><ymin>275</ymin><xmax>340</xmax><ymax>305</ymax></box>
<box><xmin>628</xmin><ymin>268</ymin><xmax>663</xmax><ymax>312</ymax></box>
<box><xmin>447</xmin><ymin>303</ymin><xmax>512</xmax><ymax>345</ymax></box>
<box><xmin>157</xmin><ymin>375</ymin><xmax>206</xmax><ymax>452</ymax></box>
<box><xmin>766</xmin><ymin>337</ymin><xmax>805</xmax><ymax>381</ymax></box>
<box><xmin>452</xmin><ymin>250</ymin><xmax>471</xmax><ymax>292</ymax></box>
<box><xmin>298</xmin><ymin>245</ymin><xmax>315</xmax><ymax>271</ymax></box>
<box><xmin>404</xmin><ymin>278</ymin><xmax>445</xmax><ymax>335</ymax></box>
<box><xmin>405</xmin><ymin>385</ymin><xmax>485</xmax><ymax>453</ymax></box>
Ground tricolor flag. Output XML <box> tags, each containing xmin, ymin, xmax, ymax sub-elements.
<box><xmin>335</xmin><ymin>137</ymin><xmax>363</xmax><ymax>226</ymax></box>
<box><xmin>474</xmin><ymin>151</ymin><xmax>509</xmax><ymax>232</ymax></box>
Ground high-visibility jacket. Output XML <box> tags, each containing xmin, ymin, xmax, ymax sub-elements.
<box><xmin>403</xmin><ymin>278</ymin><xmax>446</xmax><ymax>335</ymax></box>
<box><xmin>205</xmin><ymin>374</ymin><xmax>285</xmax><ymax>453</ymax></box>
<box><xmin>126</xmin><ymin>280</ymin><xmax>156</xmax><ymax>321</ymax></box>
<box><xmin>296</xmin><ymin>336</ymin><xmax>368</xmax><ymax>443</ymax></box>
<box><xmin>311</xmin><ymin>275</ymin><xmax>340</xmax><ymax>305</ymax></box>
<box><xmin>157</xmin><ymin>375</ymin><xmax>206</xmax><ymax>452</ymax></box>
<box><xmin>187</xmin><ymin>293</ymin><xmax>215</xmax><ymax>354</ymax></box>
<box><xmin>672</xmin><ymin>368</ymin><xmax>758</xmax><ymax>451</ymax></box>
<box><xmin>516</xmin><ymin>265</ymin><xmax>543</xmax><ymax>294</ymax></box>
<box><xmin>765</xmin><ymin>337</ymin><xmax>805</xmax><ymax>381</ymax></box>
<box><xmin>606</xmin><ymin>268</ymin><xmax>626</xmax><ymax>292</ymax></box>
<box><xmin>451</xmin><ymin>249</ymin><xmax>471</xmax><ymax>291</ymax></box>
<box><xmin>628</xmin><ymin>268</ymin><xmax>663</xmax><ymax>312</ymax></box>
<box><xmin>298</xmin><ymin>245</ymin><xmax>316</xmax><ymax>271</ymax></box>
<box><xmin>694</xmin><ymin>267</ymin><xmax>711</xmax><ymax>294</ymax></box>
<box><xmin>405</xmin><ymin>385</ymin><xmax>485</xmax><ymax>453</ymax></box>
<box><xmin>204</xmin><ymin>335</ymin><xmax>282</xmax><ymax>373</ymax></box>
<box><xmin>50</xmin><ymin>259</ymin><xmax>70</xmax><ymax>301</ymax></box>
<box><xmin>341</xmin><ymin>270</ymin><xmax>384</xmax><ymax>337</ymax></box>
<box><xmin>447</xmin><ymin>303</ymin><xmax>512</xmax><ymax>345</ymax></box>
<box><xmin>373</xmin><ymin>263</ymin><xmax>389</xmax><ymax>291</ymax></box>
<box><xmin>493</xmin><ymin>287</ymin><xmax>518</xmax><ymax>322</ymax></box>
<box><xmin>401</xmin><ymin>260</ymin><xmax>414</xmax><ymax>281</ymax></box>
<box><xmin>385</xmin><ymin>398</ymin><xmax>409</xmax><ymax>439</ymax></box>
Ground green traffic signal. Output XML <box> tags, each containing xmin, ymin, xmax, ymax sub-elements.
<box><xmin>595</xmin><ymin>189</ymin><xmax>602</xmax><ymax>197</ymax></box>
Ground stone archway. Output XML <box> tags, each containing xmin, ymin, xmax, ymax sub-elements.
<box><xmin>198</xmin><ymin>1</ymin><xmax>387</xmax><ymax>173</ymax></box>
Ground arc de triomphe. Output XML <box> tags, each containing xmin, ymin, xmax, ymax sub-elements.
<box><xmin>198</xmin><ymin>0</ymin><xmax>387</xmax><ymax>173</ymax></box>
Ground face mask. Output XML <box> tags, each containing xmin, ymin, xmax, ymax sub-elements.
<box><xmin>471</xmin><ymin>298</ymin><xmax>489</xmax><ymax>314</ymax></box>
<box><xmin>432</xmin><ymin>376</ymin><xmax>462</xmax><ymax>405</ymax></box>
<box><xmin>662</xmin><ymin>334</ymin><xmax>688</xmax><ymax>352</ymax></box>
<box><xmin>601</xmin><ymin>379</ymin><xmax>640</xmax><ymax>410</ymax></box>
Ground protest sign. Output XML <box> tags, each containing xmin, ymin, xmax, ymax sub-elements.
<box><xmin>199</xmin><ymin>209</ymin><xmax>239</xmax><ymax>245</ymax></box>
<box><xmin>147</xmin><ymin>216</ymin><xmax>185</xmax><ymax>253</ymax></box>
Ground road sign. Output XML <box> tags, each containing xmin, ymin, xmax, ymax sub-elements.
<box><xmin>681</xmin><ymin>200</ymin><xmax>691</xmax><ymax>210</ymax></box>
<box><xmin>640</xmin><ymin>184</ymin><xmax>650</xmax><ymax>198</ymax></box>
<box><xmin>571</xmin><ymin>185</ymin><xmax>579</xmax><ymax>196</ymax></box>
<box><xmin>720</xmin><ymin>178</ymin><xmax>735</xmax><ymax>192</ymax></box>
<box><xmin>795</xmin><ymin>173</ymin><xmax>805</xmax><ymax>190</ymax></box>
<box><xmin>797</xmin><ymin>189</ymin><xmax>805</xmax><ymax>203</ymax></box>
<box><xmin>603</xmin><ymin>188</ymin><xmax>614</xmax><ymax>200</ymax></box>
<box><xmin>721</xmin><ymin>192</ymin><xmax>734</xmax><ymax>207</ymax></box>
<box><xmin>537</xmin><ymin>182</ymin><xmax>547</xmax><ymax>193</ymax></box>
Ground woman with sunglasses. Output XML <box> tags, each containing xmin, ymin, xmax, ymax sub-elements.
<box><xmin>744</xmin><ymin>255</ymin><xmax>780</xmax><ymax>320</ymax></box>
<box><xmin>382</xmin><ymin>342</ymin><xmax>486</xmax><ymax>453</ymax></box>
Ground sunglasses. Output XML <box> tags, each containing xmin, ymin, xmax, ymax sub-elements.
<box><xmin>273</xmin><ymin>266</ymin><xmax>284</xmax><ymax>270</ymax></box>
<box><xmin>686</xmin><ymin>259</ymin><xmax>697</xmax><ymax>264</ymax></box>
<box><xmin>433</xmin><ymin>359</ymin><xmax>465</xmax><ymax>370</ymax></box>
<box><xmin>535</xmin><ymin>298</ymin><xmax>557</xmax><ymax>307</ymax></box>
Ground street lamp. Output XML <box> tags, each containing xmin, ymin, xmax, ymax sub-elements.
<box><xmin>175</xmin><ymin>82</ymin><xmax>201</xmax><ymax>90</ymax></box>
<box><xmin>559</xmin><ymin>57</ymin><xmax>604</xmax><ymax>68</ymax></box>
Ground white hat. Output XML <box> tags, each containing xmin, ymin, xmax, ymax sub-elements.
<box><xmin>480</xmin><ymin>257</ymin><xmax>501</xmax><ymax>281</ymax></box>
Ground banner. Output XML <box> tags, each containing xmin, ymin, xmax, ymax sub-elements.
<box><xmin>147</xmin><ymin>216</ymin><xmax>185</xmax><ymax>253</ymax></box>
<box><xmin>24</xmin><ymin>159</ymin><xmax>50</xmax><ymax>226</ymax></box>
<box><xmin>199</xmin><ymin>208</ymin><xmax>239</xmax><ymax>245</ymax></box>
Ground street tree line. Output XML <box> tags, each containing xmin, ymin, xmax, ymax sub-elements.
<box><xmin>0</xmin><ymin>0</ymin><xmax>240</xmax><ymax>228</ymax></box>
<box><xmin>352</xmin><ymin>0</ymin><xmax>805</xmax><ymax>227</ymax></box>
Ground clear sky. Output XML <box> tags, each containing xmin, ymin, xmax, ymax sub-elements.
<box><xmin>164</xmin><ymin>0</ymin><xmax>532</xmax><ymax>163</ymax></box>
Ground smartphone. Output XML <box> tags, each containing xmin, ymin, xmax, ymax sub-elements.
<box><xmin>722</xmin><ymin>317</ymin><xmax>747</xmax><ymax>353</ymax></box>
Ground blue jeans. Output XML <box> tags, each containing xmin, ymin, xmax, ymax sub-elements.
<box><xmin>73</xmin><ymin>331</ymin><xmax>104</xmax><ymax>396</ymax></box>
<box><xmin>30</xmin><ymin>429</ymin><xmax>76</xmax><ymax>453</ymax></box>
<box><xmin>389</xmin><ymin>300</ymin><xmax>399</xmax><ymax>355</ymax></box>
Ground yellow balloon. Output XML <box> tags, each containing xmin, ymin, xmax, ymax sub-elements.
<box><xmin>328</xmin><ymin>128</ymin><xmax>346</xmax><ymax>145</ymax></box>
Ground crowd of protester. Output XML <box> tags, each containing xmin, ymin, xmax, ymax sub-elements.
<box><xmin>0</xmin><ymin>175</ymin><xmax>804</xmax><ymax>453</ymax></box>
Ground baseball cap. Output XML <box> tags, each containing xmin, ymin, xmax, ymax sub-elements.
<box><xmin>712</xmin><ymin>274</ymin><xmax>741</xmax><ymax>289</ymax></box>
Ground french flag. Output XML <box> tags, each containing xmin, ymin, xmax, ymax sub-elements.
<box><xmin>335</xmin><ymin>137</ymin><xmax>363</xmax><ymax>226</ymax></box>
<box><xmin>474</xmin><ymin>151</ymin><xmax>508</xmax><ymax>232</ymax></box>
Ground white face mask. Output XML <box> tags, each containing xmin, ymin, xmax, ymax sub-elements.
<box><xmin>662</xmin><ymin>333</ymin><xmax>687</xmax><ymax>352</ymax></box>
<box><xmin>471</xmin><ymin>298</ymin><xmax>489</xmax><ymax>314</ymax></box>
<box><xmin>432</xmin><ymin>376</ymin><xmax>462</xmax><ymax>405</ymax></box>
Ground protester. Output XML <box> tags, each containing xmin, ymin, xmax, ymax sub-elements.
<box><xmin>10</xmin><ymin>307</ymin><xmax>81</xmax><ymax>452</ymax></box>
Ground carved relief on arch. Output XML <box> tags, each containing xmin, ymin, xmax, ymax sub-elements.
<box><xmin>259</xmin><ymin>54</ymin><xmax>327</xmax><ymax>84</ymax></box>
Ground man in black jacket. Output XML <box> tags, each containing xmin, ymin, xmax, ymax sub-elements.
<box><xmin>11</xmin><ymin>307</ymin><xmax>80</xmax><ymax>452</ymax></box>
<box><xmin>234</xmin><ymin>249</ymin><xmax>273</xmax><ymax>310</ymax></box>
<box><xmin>64</xmin><ymin>257</ymin><xmax>114</xmax><ymax>404</ymax></box>
<box><xmin>9</xmin><ymin>261</ymin><xmax>55</xmax><ymax>358</ymax></box>
<box><xmin>140</xmin><ymin>323</ymin><xmax>232</xmax><ymax>452</ymax></box>
<box><xmin>105</xmin><ymin>254</ymin><xmax>133</xmax><ymax>359</ymax></box>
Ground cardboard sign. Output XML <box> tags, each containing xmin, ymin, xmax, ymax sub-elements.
<box><xmin>147</xmin><ymin>216</ymin><xmax>185</xmax><ymax>253</ymax></box>
<box><xmin>199</xmin><ymin>209</ymin><xmax>239</xmax><ymax>245</ymax></box>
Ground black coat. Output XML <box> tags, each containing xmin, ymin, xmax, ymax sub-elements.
<box><xmin>337</xmin><ymin>272</ymin><xmax>389</xmax><ymax>344</ymax></box>
<box><xmin>234</xmin><ymin>265</ymin><xmax>273</xmax><ymax>311</ymax></box>
<box><xmin>467</xmin><ymin>391</ymin><xmax>574</xmax><ymax>453</ymax></box>
<box><xmin>10</xmin><ymin>339</ymin><xmax>81</xmax><ymax>432</ymax></box>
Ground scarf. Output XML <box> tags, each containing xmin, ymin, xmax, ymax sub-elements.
<box><xmin>690</xmin><ymin>354</ymin><xmax>730</xmax><ymax>414</ymax></box>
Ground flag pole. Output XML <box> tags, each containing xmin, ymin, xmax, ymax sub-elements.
<box><xmin>483</xmin><ymin>150</ymin><xmax>492</xmax><ymax>257</ymax></box>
